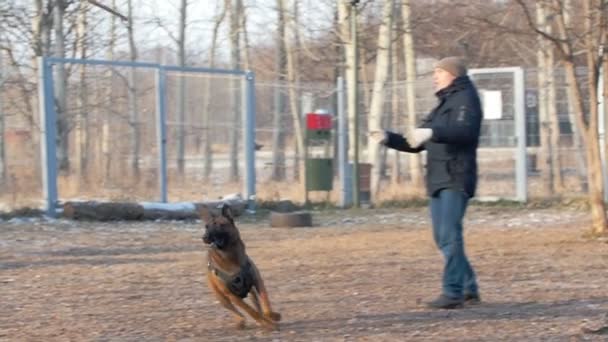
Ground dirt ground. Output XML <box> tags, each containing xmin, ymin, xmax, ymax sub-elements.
<box><xmin>1</xmin><ymin>206</ymin><xmax>608</xmax><ymax>341</ymax></box>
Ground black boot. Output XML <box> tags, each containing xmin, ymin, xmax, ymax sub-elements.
<box><xmin>427</xmin><ymin>294</ymin><xmax>464</xmax><ymax>309</ymax></box>
<box><xmin>464</xmin><ymin>292</ymin><xmax>481</xmax><ymax>304</ymax></box>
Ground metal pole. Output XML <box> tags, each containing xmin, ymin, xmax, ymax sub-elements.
<box><xmin>350</xmin><ymin>1</ymin><xmax>360</xmax><ymax>208</ymax></box>
<box><xmin>244</xmin><ymin>71</ymin><xmax>257</xmax><ymax>211</ymax></box>
<box><xmin>514</xmin><ymin>67</ymin><xmax>528</xmax><ymax>202</ymax></box>
<box><xmin>38</xmin><ymin>57</ymin><xmax>59</xmax><ymax>217</ymax></box>
<box><xmin>155</xmin><ymin>66</ymin><xmax>168</xmax><ymax>203</ymax></box>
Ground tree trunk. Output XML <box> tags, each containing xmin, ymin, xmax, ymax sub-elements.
<box><xmin>604</xmin><ymin>52</ymin><xmax>608</xmax><ymax>201</ymax></box>
<box><xmin>102</xmin><ymin>0</ymin><xmax>117</xmax><ymax>183</ymax></box>
<box><xmin>368</xmin><ymin>0</ymin><xmax>394</xmax><ymax>198</ymax></box>
<box><xmin>536</xmin><ymin>2</ymin><xmax>554</xmax><ymax>195</ymax></box>
<box><xmin>176</xmin><ymin>0</ymin><xmax>187</xmax><ymax>175</ymax></box>
<box><xmin>390</xmin><ymin>22</ymin><xmax>401</xmax><ymax>185</ymax></box>
<box><xmin>402</xmin><ymin>0</ymin><xmax>423</xmax><ymax>191</ymax></box>
<box><xmin>0</xmin><ymin>51</ymin><xmax>5</xmax><ymax>183</ymax></box>
<box><xmin>282</xmin><ymin>0</ymin><xmax>304</xmax><ymax>182</ymax></box>
<box><xmin>126</xmin><ymin>0</ymin><xmax>140</xmax><ymax>180</ymax></box>
<box><xmin>562</xmin><ymin>0</ymin><xmax>587</xmax><ymax>192</ymax></box>
<box><xmin>564</xmin><ymin>61</ymin><xmax>607</xmax><ymax>235</ymax></box>
<box><xmin>54</xmin><ymin>0</ymin><xmax>69</xmax><ymax>172</ymax></box>
<box><xmin>75</xmin><ymin>0</ymin><xmax>90</xmax><ymax>183</ymax></box>
<box><xmin>237</xmin><ymin>0</ymin><xmax>250</xmax><ymax>70</ymax></box>
<box><xmin>271</xmin><ymin>0</ymin><xmax>287</xmax><ymax>181</ymax></box>
<box><xmin>545</xmin><ymin>8</ymin><xmax>564</xmax><ymax>193</ymax></box>
<box><xmin>229</xmin><ymin>0</ymin><xmax>240</xmax><ymax>182</ymax></box>
<box><xmin>202</xmin><ymin>0</ymin><xmax>226</xmax><ymax>180</ymax></box>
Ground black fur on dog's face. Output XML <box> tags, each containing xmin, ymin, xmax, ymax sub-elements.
<box><xmin>202</xmin><ymin>223</ymin><xmax>231</xmax><ymax>249</ymax></box>
<box><xmin>200</xmin><ymin>205</ymin><xmax>238</xmax><ymax>250</ymax></box>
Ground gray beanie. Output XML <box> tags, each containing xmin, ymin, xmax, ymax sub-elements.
<box><xmin>435</xmin><ymin>57</ymin><xmax>467</xmax><ymax>77</ymax></box>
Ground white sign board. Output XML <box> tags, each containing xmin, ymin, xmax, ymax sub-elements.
<box><xmin>480</xmin><ymin>90</ymin><xmax>502</xmax><ymax>120</ymax></box>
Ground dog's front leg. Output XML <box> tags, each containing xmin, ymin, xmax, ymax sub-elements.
<box><xmin>208</xmin><ymin>275</ymin><xmax>246</xmax><ymax>329</ymax></box>
<box><xmin>251</xmin><ymin>261</ymin><xmax>282</xmax><ymax>322</ymax></box>
<box><xmin>224</xmin><ymin>292</ymin><xmax>278</xmax><ymax>331</ymax></box>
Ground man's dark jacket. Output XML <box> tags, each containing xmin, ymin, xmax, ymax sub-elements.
<box><xmin>384</xmin><ymin>76</ymin><xmax>482</xmax><ymax>198</ymax></box>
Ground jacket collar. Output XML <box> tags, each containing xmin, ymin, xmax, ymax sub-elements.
<box><xmin>435</xmin><ymin>76</ymin><xmax>471</xmax><ymax>99</ymax></box>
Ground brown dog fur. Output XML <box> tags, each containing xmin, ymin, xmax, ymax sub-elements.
<box><xmin>201</xmin><ymin>205</ymin><xmax>281</xmax><ymax>331</ymax></box>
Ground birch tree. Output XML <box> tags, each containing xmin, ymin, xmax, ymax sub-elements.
<box><xmin>271</xmin><ymin>0</ymin><xmax>287</xmax><ymax>181</ymax></box>
<box><xmin>201</xmin><ymin>0</ymin><xmax>227</xmax><ymax>179</ymax></box>
<box><xmin>282</xmin><ymin>0</ymin><xmax>305</xmax><ymax>181</ymax></box>
<box><xmin>228</xmin><ymin>0</ymin><xmax>241</xmax><ymax>181</ymax></box>
<box><xmin>74</xmin><ymin>0</ymin><xmax>89</xmax><ymax>182</ymax></box>
<box><xmin>53</xmin><ymin>0</ymin><xmax>69</xmax><ymax>172</ymax></box>
<box><xmin>126</xmin><ymin>0</ymin><xmax>140</xmax><ymax>178</ymax></box>
<box><xmin>101</xmin><ymin>0</ymin><xmax>118</xmax><ymax>182</ymax></box>
<box><xmin>0</xmin><ymin>51</ymin><xmax>5</xmax><ymax>183</ymax></box>
<box><xmin>402</xmin><ymin>0</ymin><xmax>422</xmax><ymax>191</ymax></box>
<box><xmin>176</xmin><ymin>0</ymin><xmax>187</xmax><ymax>174</ymax></box>
<box><xmin>368</xmin><ymin>0</ymin><xmax>394</xmax><ymax>197</ymax></box>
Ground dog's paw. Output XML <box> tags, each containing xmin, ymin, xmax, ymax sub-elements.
<box><xmin>235</xmin><ymin>319</ymin><xmax>246</xmax><ymax>330</ymax></box>
<box><xmin>267</xmin><ymin>312</ymin><xmax>281</xmax><ymax>322</ymax></box>
<box><xmin>262</xmin><ymin>321</ymin><xmax>279</xmax><ymax>332</ymax></box>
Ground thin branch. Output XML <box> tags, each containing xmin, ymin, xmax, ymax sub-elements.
<box><xmin>514</xmin><ymin>0</ymin><xmax>569</xmax><ymax>43</ymax></box>
<box><xmin>514</xmin><ymin>0</ymin><xmax>569</xmax><ymax>59</ymax></box>
<box><xmin>87</xmin><ymin>0</ymin><xmax>127</xmax><ymax>22</ymax></box>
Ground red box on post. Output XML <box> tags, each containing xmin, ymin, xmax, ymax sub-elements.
<box><xmin>306</xmin><ymin>113</ymin><xmax>332</xmax><ymax>130</ymax></box>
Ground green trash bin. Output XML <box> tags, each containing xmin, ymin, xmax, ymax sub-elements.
<box><xmin>306</xmin><ymin>158</ymin><xmax>333</xmax><ymax>191</ymax></box>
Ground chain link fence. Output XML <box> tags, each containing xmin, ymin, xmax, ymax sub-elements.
<box><xmin>0</xmin><ymin>63</ymin><xmax>598</xmax><ymax>211</ymax></box>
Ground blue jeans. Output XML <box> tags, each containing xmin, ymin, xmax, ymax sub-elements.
<box><xmin>430</xmin><ymin>189</ymin><xmax>478</xmax><ymax>299</ymax></box>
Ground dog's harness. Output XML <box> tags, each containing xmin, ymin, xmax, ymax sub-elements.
<box><xmin>208</xmin><ymin>260</ymin><xmax>254</xmax><ymax>298</ymax></box>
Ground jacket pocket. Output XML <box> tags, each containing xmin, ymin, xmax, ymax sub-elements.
<box><xmin>427</xmin><ymin>159</ymin><xmax>451</xmax><ymax>184</ymax></box>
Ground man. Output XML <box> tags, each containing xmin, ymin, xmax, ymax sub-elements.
<box><xmin>370</xmin><ymin>56</ymin><xmax>482</xmax><ymax>309</ymax></box>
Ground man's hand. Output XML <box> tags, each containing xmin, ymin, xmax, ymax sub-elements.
<box><xmin>408</xmin><ymin>128</ymin><xmax>433</xmax><ymax>148</ymax></box>
<box><xmin>368</xmin><ymin>130</ymin><xmax>387</xmax><ymax>145</ymax></box>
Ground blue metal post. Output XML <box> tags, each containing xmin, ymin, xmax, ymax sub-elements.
<box><xmin>244</xmin><ymin>71</ymin><xmax>257</xmax><ymax>211</ymax></box>
<box><xmin>156</xmin><ymin>67</ymin><xmax>168</xmax><ymax>203</ymax></box>
<box><xmin>37</xmin><ymin>57</ymin><xmax>59</xmax><ymax>217</ymax></box>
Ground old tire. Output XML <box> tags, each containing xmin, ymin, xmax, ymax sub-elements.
<box><xmin>269</xmin><ymin>211</ymin><xmax>312</xmax><ymax>228</ymax></box>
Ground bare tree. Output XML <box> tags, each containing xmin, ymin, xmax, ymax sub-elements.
<box><xmin>101</xmin><ymin>0</ymin><xmax>118</xmax><ymax>182</ymax></box>
<box><xmin>368</xmin><ymin>0</ymin><xmax>394</xmax><ymax>197</ymax></box>
<box><xmin>282</xmin><ymin>0</ymin><xmax>305</xmax><ymax>182</ymax></box>
<box><xmin>228</xmin><ymin>0</ymin><xmax>241</xmax><ymax>182</ymax></box>
<box><xmin>202</xmin><ymin>0</ymin><xmax>227</xmax><ymax>180</ymax></box>
<box><xmin>402</xmin><ymin>0</ymin><xmax>423</xmax><ymax>191</ymax></box>
<box><xmin>515</xmin><ymin>0</ymin><xmax>607</xmax><ymax>235</ymax></box>
<box><xmin>536</xmin><ymin>1</ymin><xmax>554</xmax><ymax>194</ymax></box>
<box><xmin>338</xmin><ymin>1</ymin><xmax>355</xmax><ymax>169</ymax></box>
<box><xmin>271</xmin><ymin>0</ymin><xmax>287</xmax><ymax>181</ymax></box>
<box><xmin>126</xmin><ymin>0</ymin><xmax>140</xmax><ymax>179</ymax></box>
<box><xmin>563</xmin><ymin>0</ymin><xmax>588</xmax><ymax>192</ymax></box>
<box><xmin>74</xmin><ymin>0</ymin><xmax>90</xmax><ymax>182</ymax></box>
<box><xmin>176</xmin><ymin>0</ymin><xmax>187</xmax><ymax>174</ymax></box>
<box><xmin>53</xmin><ymin>0</ymin><xmax>69</xmax><ymax>172</ymax></box>
<box><xmin>390</xmin><ymin>9</ymin><xmax>401</xmax><ymax>185</ymax></box>
<box><xmin>0</xmin><ymin>50</ymin><xmax>5</xmax><ymax>183</ymax></box>
<box><xmin>237</xmin><ymin>0</ymin><xmax>251</xmax><ymax>70</ymax></box>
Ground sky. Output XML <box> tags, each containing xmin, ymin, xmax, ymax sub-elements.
<box><xmin>127</xmin><ymin>0</ymin><xmax>337</xmax><ymax>64</ymax></box>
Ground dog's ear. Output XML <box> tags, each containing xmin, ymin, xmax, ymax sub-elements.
<box><xmin>221</xmin><ymin>204</ymin><xmax>234</xmax><ymax>221</ymax></box>
<box><xmin>199</xmin><ymin>205</ymin><xmax>213</xmax><ymax>223</ymax></box>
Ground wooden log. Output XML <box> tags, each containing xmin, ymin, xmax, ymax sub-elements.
<box><xmin>62</xmin><ymin>199</ymin><xmax>247</xmax><ymax>221</ymax></box>
<box><xmin>63</xmin><ymin>201</ymin><xmax>144</xmax><ymax>221</ymax></box>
